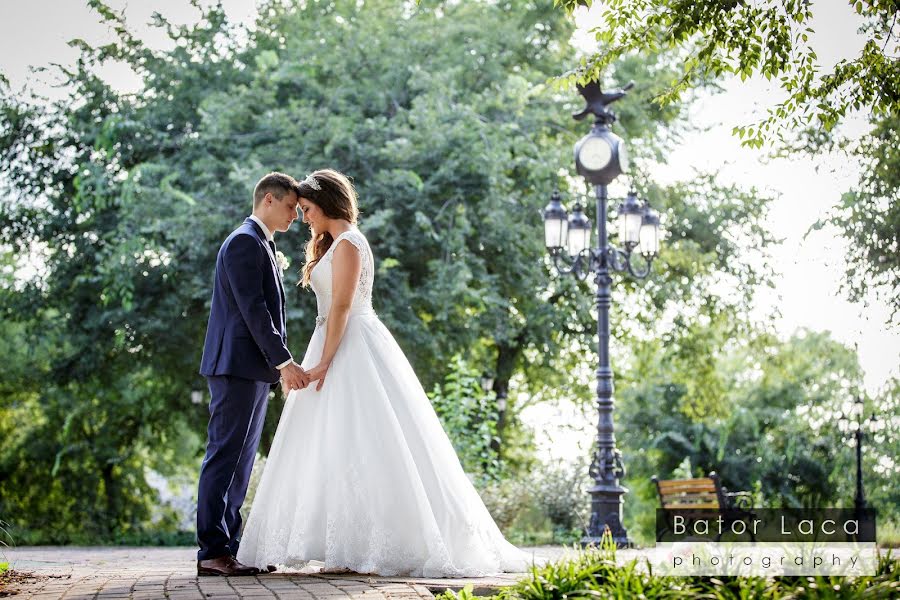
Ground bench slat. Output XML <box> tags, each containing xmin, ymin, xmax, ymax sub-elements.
<box><xmin>659</xmin><ymin>492</ymin><xmax>718</xmax><ymax>501</ymax></box>
<box><xmin>658</xmin><ymin>479</ymin><xmax>717</xmax><ymax>493</ymax></box>
<box><xmin>655</xmin><ymin>474</ymin><xmax>754</xmax><ymax>536</ymax></box>
<box><xmin>663</xmin><ymin>501</ymin><xmax>720</xmax><ymax>510</ymax></box>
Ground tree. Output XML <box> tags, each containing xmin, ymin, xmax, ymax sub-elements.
<box><xmin>549</xmin><ymin>1</ymin><xmax>900</xmax><ymax>321</ymax></box>
<box><xmin>556</xmin><ymin>0</ymin><xmax>900</xmax><ymax>147</ymax></box>
<box><xmin>813</xmin><ymin>113</ymin><xmax>900</xmax><ymax>324</ymax></box>
<box><xmin>427</xmin><ymin>356</ymin><xmax>504</xmax><ymax>483</ymax></box>
<box><xmin>616</xmin><ymin>323</ymin><xmax>899</xmax><ymax>543</ymax></box>
<box><xmin>0</xmin><ymin>0</ymin><xmax>580</xmax><ymax>541</ymax></box>
<box><xmin>0</xmin><ymin>0</ymin><xmax>251</xmax><ymax>542</ymax></box>
<box><xmin>0</xmin><ymin>0</ymin><xmax>777</xmax><ymax>541</ymax></box>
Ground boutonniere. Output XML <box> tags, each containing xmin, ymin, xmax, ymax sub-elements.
<box><xmin>275</xmin><ymin>250</ymin><xmax>289</xmax><ymax>275</ymax></box>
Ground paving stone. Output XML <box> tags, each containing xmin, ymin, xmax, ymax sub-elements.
<box><xmin>3</xmin><ymin>546</ymin><xmax>589</xmax><ymax>599</ymax></box>
<box><xmin>98</xmin><ymin>586</ymin><xmax>133</xmax><ymax>594</ymax></box>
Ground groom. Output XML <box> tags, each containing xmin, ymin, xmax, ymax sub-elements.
<box><xmin>197</xmin><ymin>172</ymin><xmax>308</xmax><ymax>576</ymax></box>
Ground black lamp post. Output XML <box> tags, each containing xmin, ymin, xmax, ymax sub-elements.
<box><xmin>542</xmin><ymin>81</ymin><xmax>661</xmax><ymax>547</ymax></box>
<box><xmin>841</xmin><ymin>396</ymin><xmax>876</xmax><ymax>514</ymax></box>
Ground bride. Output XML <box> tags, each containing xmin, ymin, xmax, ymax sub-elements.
<box><xmin>236</xmin><ymin>169</ymin><xmax>533</xmax><ymax>577</ymax></box>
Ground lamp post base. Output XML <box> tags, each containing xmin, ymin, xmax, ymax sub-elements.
<box><xmin>581</xmin><ymin>483</ymin><xmax>630</xmax><ymax>548</ymax></box>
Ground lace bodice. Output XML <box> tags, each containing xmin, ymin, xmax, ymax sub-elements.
<box><xmin>309</xmin><ymin>229</ymin><xmax>375</xmax><ymax>324</ymax></box>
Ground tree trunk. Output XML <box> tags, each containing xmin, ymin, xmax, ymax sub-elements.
<box><xmin>492</xmin><ymin>336</ymin><xmax>523</xmax><ymax>457</ymax></box>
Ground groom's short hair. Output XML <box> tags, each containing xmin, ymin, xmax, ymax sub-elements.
<box><xmin>254</xmin><ymin>172</ymin><xmax>299</xmax><ymax>207</ymax></box>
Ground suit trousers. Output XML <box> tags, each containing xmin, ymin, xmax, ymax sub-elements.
<box><xmin>196</xmin><ymin>375</ymin><xmax>270</xmax><ymax>560</ymax></box>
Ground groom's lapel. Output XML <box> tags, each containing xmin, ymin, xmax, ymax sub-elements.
<box><xmin>244</xmin><ymin>219</ymin><xmax>287</xmax><ymax>301</ymax></box>
<box><xmin>241</xmin><ymin>219</ymin><xmax>287</xmax><ymax>335</ymax></box>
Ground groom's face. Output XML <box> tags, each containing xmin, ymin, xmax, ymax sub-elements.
<box><xmin>267</xmin><ymin>190</ymin><xmax>300</xmax><ymax>233</ymax></box>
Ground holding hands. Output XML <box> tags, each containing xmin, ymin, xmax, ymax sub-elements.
<box><xmin>304</xmin><ymin>361</ymin><xmax>331</xmax><ymax>392</ymax></box>
<box><xmin>279</xmin><ymin>360</ymin><xmax>331</xmax><ymax>395</ymax></box>
<box><xmin>279</xmin><ymin>361</ymin><xmax>308</xmax><ymax>396</ymax></box>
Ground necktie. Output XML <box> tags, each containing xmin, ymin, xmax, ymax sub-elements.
<box><xmin>268</xmin><ymin>240</ymin><xmax>277</xmax><ymax>256</ymax></box>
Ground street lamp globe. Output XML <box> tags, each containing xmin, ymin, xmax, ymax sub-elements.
<box><xmin>639</xmin><ymin>204</ymin><xmax>661</xmax><ymax>257</ymax></box>
<box><xmin>852</xmin><ymin>396</ymin><xmax>865</xmax><ymax>417</ymax></box>
<box><xmin>617</xmin><ymin>190</ymin><xmax>644</xmax><ymax>246</ymax></box>
<box><xmin>543</xmin><ymin>190</ymin><xmax>569</xmax><ymax>252</ymax></box>
<box><xmin>567</xmin><ymin>203</ymin><xmax>591</xmax><ymax>256</ymax></box>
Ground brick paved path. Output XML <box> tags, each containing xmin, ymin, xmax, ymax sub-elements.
<box><xmin>1</xmin><ymin>546</ymin><xmax>583</xmax><ymax>599</ymax></box>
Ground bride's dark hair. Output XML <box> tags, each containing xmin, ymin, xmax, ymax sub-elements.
<box><xmin>296</xmin><ymin>168</ymin><xmax>359</xmax><ymax>287</ymax></box>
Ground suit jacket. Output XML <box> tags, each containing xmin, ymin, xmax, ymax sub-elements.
<box><xmin>200</xmin><ymin>218</ymin><xmax>290</xmax><ymax>383</ymax></box>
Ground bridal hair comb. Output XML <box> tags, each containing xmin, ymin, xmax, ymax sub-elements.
<box><xmin>303</xmin><ymin>174</ymin><xmax>322</xmax><ymax>191</ymax></box>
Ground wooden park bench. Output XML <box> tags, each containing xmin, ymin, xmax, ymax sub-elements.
<box><xmin>652</xmin><ymin>472</ymin><xmax>756</xmax><ymax>541</ymax></box>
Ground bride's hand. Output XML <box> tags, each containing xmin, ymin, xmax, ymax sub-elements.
<box><xmin>306</xmin><ymin>361</ymin><xmax>331</xmax><ymax>391</ymax></box>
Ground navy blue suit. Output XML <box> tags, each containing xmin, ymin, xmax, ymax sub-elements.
<box><xmin>197</xmin><ymin>218</ymin><xmax>291</xmax><ymax>561</ymax></box>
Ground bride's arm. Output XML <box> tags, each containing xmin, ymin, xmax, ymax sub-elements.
<box><xmin>307</xmin><ymin>239</ymin><xmax>362</xmax><ymax>391</ymax></box>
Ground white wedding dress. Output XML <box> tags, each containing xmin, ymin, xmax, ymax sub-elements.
<box><xmin>236</xmin><ymin>229</ymin><xmax>534</xmax><ymax>577</ymax></box>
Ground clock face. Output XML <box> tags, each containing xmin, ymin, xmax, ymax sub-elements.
<box><xmin>617</xmin><ymin>140</ymin><xmax>629</xmax><ymax>173</ymax></box>
<box><xmin>578</xmin><ymin>136</ymin><xmax>613</xmax><ymax>171</ymax></box>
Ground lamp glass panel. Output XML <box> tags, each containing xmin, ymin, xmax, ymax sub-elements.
<box><xmin>625</xmin><ymin>212</ymin><xmax>643</xmax><ymax>243</ymax></box>
<box><xmin>618</xmin><ymin>212</ymin><xmax>628</xmax><ymax>242</ymax></box>
<box><xmin>568</xmin><ymin>227</ymin><xmax>590</xmax><ymax>255</ymax></box>
<box><xmin>639</xmin><ymin>222</ymin><xmax>659</xmax><ymax>256</ymax></box>
<box><xmin>544</xmin><ymin>218</ymin><xmax>567</xmax><ymax>249</ymax></box>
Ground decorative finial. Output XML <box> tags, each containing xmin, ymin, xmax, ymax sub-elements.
<box><xmin>572</xmin><ymin>80</ymin><xmax>635</xmax><ymax>124</ymax></box>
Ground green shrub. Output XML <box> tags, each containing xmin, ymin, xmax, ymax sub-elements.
<box><xmin>429</xmin><ymin>356</ymin><xmax>501</xmax><ymax>482</ymax></box>
<box><xmin>477</xmin><ymin>478</ymin><xmax>533</xmax><ymax>531</ymax></box>
<box><xmin>439</xmin><ymin>535</ymin><xmax>900</xmax><ymax>600</ymax></box>
<box><xmin>530</xmin><ymin>458</ymin><xmax>591</xmax><ymax>540</ymax></box>
<box><xmin>478</xmin><ymin>458</ymin><xmax>592</xmax><ymax>545</ymax></box>
<box><xmin>0</xmin><ymin>520</ymin><xmax>7</xmax><ymax>578</ymax></box>
<box><xmin>879</xmin><ymin>520</ymin><xmax>900</xmax><ymax>549</ymax></box>
<box><xmin>437</xmin><ymin>584</ymin><xmax>478</xmax><ymax>600</ymax></box>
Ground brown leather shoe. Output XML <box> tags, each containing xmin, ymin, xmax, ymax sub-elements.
<box><xmin>197</xmin><ymin>555</ymin><xmax>260</xmax><ymax>576</ymax></box>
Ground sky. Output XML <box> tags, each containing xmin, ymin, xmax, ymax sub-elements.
<box><xmin>1</xmin><ymin>1</ymin><xmax>897</xmax><ymax>461</ymax></box>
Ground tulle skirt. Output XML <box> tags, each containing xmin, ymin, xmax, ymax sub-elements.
<box><xmin>236</xmin><ymin>313</ymin><xmax>534</xmax><ymax>577</ymax></box>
